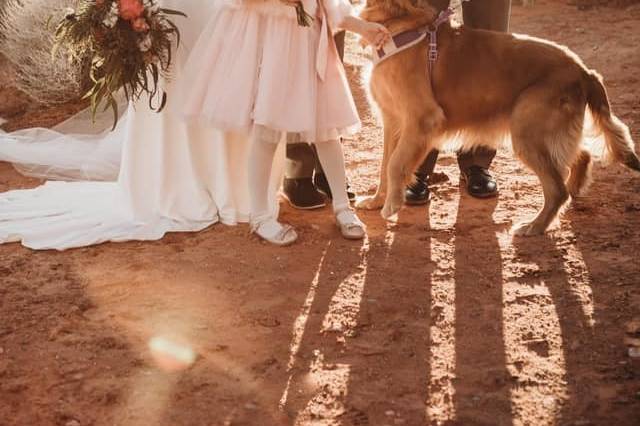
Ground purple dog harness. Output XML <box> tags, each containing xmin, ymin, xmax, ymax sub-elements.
<box><xmin>372</xmin><ymin>7</ymin><xmax>456</xmax><ymax>74</ymax></box>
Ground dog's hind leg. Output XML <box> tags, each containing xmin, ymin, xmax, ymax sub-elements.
<box><xmin>357</xmin><ymin>111</ymin><xmax>400</xmax><ymax>210</ymax></box>
<box><xmin>382</xmin><ymin>109</ymin><xmax>445</xmax><ymax>219</ymax></box>
<box><xmin>510</xmin><ymin>87</ymin><xmax>581</xmax><ymax>236</ymax></box>
<box><xmin>511</xmin><ymin>154</ymin><xmax>569</xmax><ymax>236</ymax></box>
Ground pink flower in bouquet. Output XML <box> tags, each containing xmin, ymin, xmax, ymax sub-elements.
<box><xmin>118</xmin><ymin>0</ymin><xmax>145</xmax><ymax>21</ymax></box>
<box><xmin>132</xmin><ymin>17</ymin><xmax>150</xmax><ymax>32</ymax></box>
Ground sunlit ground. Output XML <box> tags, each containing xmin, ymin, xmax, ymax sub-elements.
<box><xmin>1</xmin><ymin>2</ymin><xmax>638</xmax><ymax>425</ymax></box>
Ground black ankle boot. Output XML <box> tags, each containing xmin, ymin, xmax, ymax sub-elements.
<box><xmin>405</xmin><ymin>174</ymin><xmax>430</xmax><ymax>205</ymax></box>
<box><xmin>282</xmin><ymin>177</ymin><xmax>326</xmax><ymax>210</ymax></box>
<box><xmin>461</xmin><ymin>166</ymin><xmax>498</xmax><ymax>199</ymax></box>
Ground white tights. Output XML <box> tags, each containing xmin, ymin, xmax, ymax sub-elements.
<box><xmin>248</xmin><ymin>135</ymin><xmax>350</xmax><ymax>225</ymax></box>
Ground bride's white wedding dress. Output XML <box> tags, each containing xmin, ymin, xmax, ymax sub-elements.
<box><xmin>0</xmin><ymin>0</ymin><xmax>283</xmax><ymax>250</ymax></box>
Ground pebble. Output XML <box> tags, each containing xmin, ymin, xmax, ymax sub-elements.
<box><xmin>628</xmin><ymin>347</ymin><xmax>640</xmax><ymax>358</ymax></box>
<box><xmin>65</xmin><ymin>421</ymin><xmax>80</xmax><ymax>426</ymax></box>
<box><xmin>0</xmin><ymin>347</ymin><xmax>4</xmax><ymax>355</ymax></box>
<box><xmin>385</xmin><ymin>410</ymin><xmax>395</xmax><ymax>417</ymax></box>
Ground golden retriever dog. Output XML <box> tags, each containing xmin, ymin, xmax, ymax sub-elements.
<box><xmin>356</xmin><ymin>0</ymin><xmax>640</xmax><ymax>235</ymax></box>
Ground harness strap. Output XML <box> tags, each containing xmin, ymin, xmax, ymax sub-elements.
<box><xmin>372</xmin><ymin>29</ymin><xmax>427</xmax><ymax>66</ymax></box>
<box><xmin>427</xmin><ymin>7</ymin><xmax>455</xmax><ymax>74</ymax></box>
<box><xmin>370</xmin><ymin>7</ymin><xmax>454</xmax><ymax>74</ymax></box>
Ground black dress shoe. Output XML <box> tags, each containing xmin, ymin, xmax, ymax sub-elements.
<box><xmin>282</xmin><ymin>177</ymin><xmax>327</xmax><ymax>209</ymax></box>
<box><xmin>314</xmin><ymin>173</ymin><xmax>356</xmax><ymax>201</ymax></box>
<box><xmin>405</xmin><ymin>175</ymin><xmax>430</xmax><ymax>205</ymax></box>
<box><xmin>461</xmin><ymin>165</ymin><xmax>499</xmax><ymax>198</ymax></box>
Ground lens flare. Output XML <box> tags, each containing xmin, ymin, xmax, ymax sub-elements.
<box><xmin>149</xmin><ymin>336</ymin><xmax>196</xmax><ymax>372</ymax></box>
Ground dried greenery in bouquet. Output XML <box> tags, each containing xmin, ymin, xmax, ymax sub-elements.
<box><xmin>280</xmin><ymin>0</ymin><xmax>314</xmax><ymax>26</ymax></box>
<box><xmin>52</xmin><ymin>0</ymin><xmax>186</xmax><ymax>129</ymax></box>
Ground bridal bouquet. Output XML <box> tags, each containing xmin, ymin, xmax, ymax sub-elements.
<box><xmin>52</xmin><ymin>0</ymin><xmax>186</xmax><ymax>129</ymax></box>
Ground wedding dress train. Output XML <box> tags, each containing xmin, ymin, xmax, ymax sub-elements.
<box><xmin>0</xmin><ymin>0</ymin><xmax>283</xmax><ymax>250</ymax></box>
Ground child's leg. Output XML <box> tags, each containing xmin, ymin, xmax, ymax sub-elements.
<box><xmin>248</xmin><ymin>137</ymin><xmax>278</xmax><ymax>223</ymax></box>
<box><xmin>314</xmin><ymin>140</ymin><xmax>366</xmax><ymax>240</ymax></box>
<box><xmin>314</xmin><ymin>140</ymin><xmax>350</xmax><ymax>212</ymax></box>
<box><xmin>248</xmin><ymin>133</ymin><xmax>297</xmax><ymax>245</ymax></box>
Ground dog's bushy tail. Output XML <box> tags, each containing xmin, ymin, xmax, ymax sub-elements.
<box><xmin>585</xmin><ymin>71</ymin><xmax>640</xmax><ymax>172</ymax></box>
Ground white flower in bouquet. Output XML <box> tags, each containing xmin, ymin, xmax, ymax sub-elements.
<box><xmin>138</xmin><ymin>33</ymin><xmax>152</xmax><ymax>52</ymax></box>
<box><xmin>102</xmin><ymin>2</ymin><xmax>118</xmax><ymax>28</ymax></box>
<box><xmin>142</xmin><ymin>0</ymin><xmax>159</xmax><ymax>13</ymax></box>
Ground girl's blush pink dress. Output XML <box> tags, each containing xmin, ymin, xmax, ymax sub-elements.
<box><xmin>178</xmin><ymin>0</ymin><xmax>361</xmax><ymax>143</ymax></box>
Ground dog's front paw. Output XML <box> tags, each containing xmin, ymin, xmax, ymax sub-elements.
<box><xmin>356</xmin><ymin>195</ymin><xmax>384</xmax><ymax>210</ymax></box>
<box><xmin>381</xmin><ymin>200</ymin><xmax>402</xmax><ymax>220</ymax></box>
<box><xmin>511</xmin><ymin>221</ymin><xmax>546</xmax><ymax>237</ymax></box>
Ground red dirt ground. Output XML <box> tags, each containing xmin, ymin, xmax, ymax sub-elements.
<box><xmin>0</xmin><ymin>1</ymin><xmax>639</xmax><ymax>425</ymax></box>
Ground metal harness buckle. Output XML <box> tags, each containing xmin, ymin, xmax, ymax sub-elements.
<box><xmin>427</xmin><ymin>7</ymin><xmax>455</xmax><ymax>74</ymax></box>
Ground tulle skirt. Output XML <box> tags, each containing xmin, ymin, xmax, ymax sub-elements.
<box><xmin>177</xmin><ymin>0</ymin><xmax>360</xmax><ymax>143</ymax></box>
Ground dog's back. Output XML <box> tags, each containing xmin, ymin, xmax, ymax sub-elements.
<box><xmin>433</xmin><ymin>26</ymin><xmax>586</xmax><ymax>128</ymax></box>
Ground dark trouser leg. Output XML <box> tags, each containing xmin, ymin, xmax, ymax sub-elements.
<box><xmin>453</xmin><ymin>1</ymin><xmax>510</xmax><ymax>198</ymax></box>
<box><xmin>285</xmin><ymin>143</ymin><xmax>317</xmax><ymax>179</ymax></box>
<box><xmin>462</xmin><ymin>0</ymin><xmax>511</xmax><ymax>32</ymax></box>
<box><xmin>416</xmin><ymin>149</ymin><xmax>440</xmax><ymax>180</ymax></box>
<box><xmin>405</xmin><ymin>149</ymin><xmax>439</xmax><ymax>205</ymax></box>
<box><xmin>456</xmin><ymin>0</ymin><xmax>511</xmax><ymax>173</ymax></box>
<box><xmin>457</xmin><ymin>146</ymin><xmax>497</xmax><ymax>172</ymax></box>
<box><xmin>283</xmin><ymin>142</ymin><xmax>326</xmax><ymax>209</ymax></box>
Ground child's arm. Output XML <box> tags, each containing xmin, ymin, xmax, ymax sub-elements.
<box><xmin>324</xmin><ymin>0</ymin><xmax>390</xmax><ymax>49</ymax></box>
<box><xmin>340</xmin><ymin>16</ymin><xmax>390</xmax><ymax>49</ymax></box>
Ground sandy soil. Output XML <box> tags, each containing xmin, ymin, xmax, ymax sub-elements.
<box><xmin>1</xmin><ymin>1</ymin><xmax>639</xmax><ymax>425</ymax></box>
